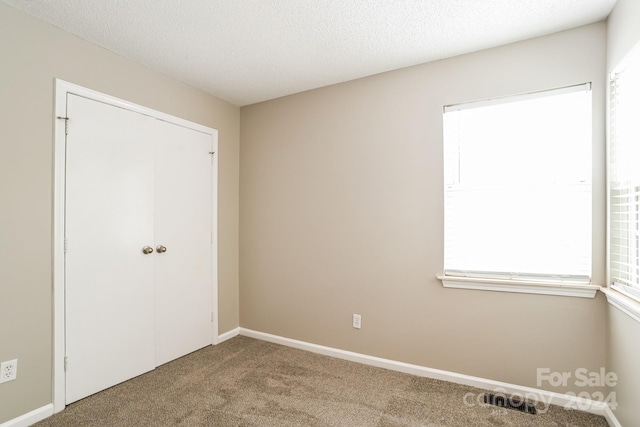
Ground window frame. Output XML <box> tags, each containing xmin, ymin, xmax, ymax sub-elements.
<box><xmin>439</xmin><ymin>84</ymin><xmax>598</xmax><ymax>298</ymax></box>
<box><xmin>606</xmin><ymin>43</ymin><xmax>640</xmax><ymax>321</ymax></box>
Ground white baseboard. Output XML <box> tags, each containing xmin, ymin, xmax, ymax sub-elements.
<box><xmin>239</xmin><ymin>328</ymin><xmax>614</xmax><ymax>421</ymax></box>
<box><xmin>603</xmin><ymin>404</ymin><xmax>622</xmax><ymax>427</ymax></box>
<box><xmin>0</xmin><ymin>404</ymin><xmax>54</xmax><ymax>427</ymax></box>
<box><xmin>3</xmin><ymin>331</ymin><xmax>621</xmax><ymax>427</ymax></box>
<box><xmin>2</xmin><ymin>329</ymin><xmax>240</xmax><ymax>426</ymax></box>
<box><xmin>217</xmin><ymin>327</ymin><xmax>240</xmax><ymax>343</ymax></box>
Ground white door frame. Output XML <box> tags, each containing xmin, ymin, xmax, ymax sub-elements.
<box><xmin>53</xmin><ymin>79</ymin><xmax>219</xmax><ymax>413</ymax></box>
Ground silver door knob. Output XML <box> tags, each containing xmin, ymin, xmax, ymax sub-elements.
<box><xmin>156</xmin><ymin>245</ymin><xmax>167</xmax><ymax>253</ymax></box>
<box><xmin>142</xmin><ymin>246</ymin><xmax>154</xmax><ymax>254</ymax></box>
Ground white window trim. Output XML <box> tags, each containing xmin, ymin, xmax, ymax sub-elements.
<box><xmin>600</xmin><ymin>286</ymin><xmax>640</xmax><ymax>325</ymax></box>
<box><xmin>437</xmin><ymin>275</ymin><xmax>598</xmax><ymax>298</ymax></box>
<box><xmin>444</xmin><ymin>82</ymin><xmax>591</xmax><ymax>112</ymax></box>
<box><xmin>443</xmin><ymin>84</ymin><xmax>592</xmax><ymax>283</ymax></box>
<box><xmin>605</xmin><ymin>41</ymin><xmax>640</xmax><ymax>326</ymax></box>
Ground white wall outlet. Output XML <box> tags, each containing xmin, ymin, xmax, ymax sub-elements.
<box><xmin>0</xmin><ymin>359</ymin><xmax>18</xmax><ymax>383</ymax></box>
<box><xmin>352</xmin><ymin>313</ymin><xmax>361</xmax><ymax>329</ymax></box>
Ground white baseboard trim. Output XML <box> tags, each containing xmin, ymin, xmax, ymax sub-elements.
<box><xmin>603</xmin><ymin>404</ymin><xmax>622</xmax><ymax>427</ymax></box>
<box><xmin>2</xmin><ymin>329</ymin><xmax>240</xmax><ymax>426</ymax></box>
<box><xmin>3</xmin><ymin>331</ymin><xmax>619</xmax><ymax>427</ymax></box>
<box><xmin>239</xmin><ymin>328</ymin><xmax>613</xmax><ymax>420</ymax></box>
<box><xmin>0</xmin><ymin>404</ymin><xmax>54</xmax><ymax>427</ymax></box>
<box><xmin>217</xmin><ymin>327</ymin><xmax>240</xmax><ymax>343</ymax></box>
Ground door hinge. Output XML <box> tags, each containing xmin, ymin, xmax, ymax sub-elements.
<box><xmin>211</xmin><ymin>312</ymin><xmax>214</xmax><ymax>322</ymax></box>
<box><xmin>64</xmin><ymin>356</ymin><xmax>68</xmax><ymax>371</ymax></box>
<box><xmin>57</xmin><ymin>116</ymin><xmax>69</xmax><ymax>135</ymax></box>
<box><xmin>209</xmin><ymin>151</ymin><xmax>215</xmax><ymax>164</ymax></box>
<box><xmin>64</xmin><ymin>237</ymin><xmax>68</xmax><ymax>253</ymax></box>
<box><xmin>211</xmin><ymin>231</ymin><xmax>214</xmax><ymax>244</ymax></box>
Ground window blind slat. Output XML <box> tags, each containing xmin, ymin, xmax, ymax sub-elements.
<box><xmin>609</xmin><ymin>47</ymin><xmax>640</xmax><ymax>293</ymax></box>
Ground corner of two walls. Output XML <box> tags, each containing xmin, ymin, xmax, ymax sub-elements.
<box><xmin>0</xmin><ymin>2</ymin><xmax>240</xmax><ymax>423</ymax></box>
<box><xmin>605</xmin><ymin>0</ymin><xmax>640</xmax><ymax>425</ymax></box>
<box><xmin>239</xmin><ymin>21</ymin><xmax>608</xmax><ymax>395</ymax></box>
<box><xmin>5</xmin><ymin>0</ymin><xmax>635</xmax><ymax>422</ymax></box>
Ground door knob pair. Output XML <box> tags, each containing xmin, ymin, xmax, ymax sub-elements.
<box><xmin>142</xmin><ymin>245</ymin><xmax>167</xmax><ymax>254</ymax></box>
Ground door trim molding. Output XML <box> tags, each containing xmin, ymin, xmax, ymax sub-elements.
<box><xmin>53</xmin><ymin>79</ymin><xmax>219</xmax><ymax>413</ymax></box>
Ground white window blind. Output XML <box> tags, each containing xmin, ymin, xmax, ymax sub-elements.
<box><xmin>610</xmin><ymin>47</ymin><xmax>640</xmax><ymax>299</ymax></box>
<box><xmin>443</xmin><ymin>84</ymin><xmax>592</xmax><ymax>283</ymax></box>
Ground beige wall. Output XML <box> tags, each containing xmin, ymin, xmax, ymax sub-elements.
<box><xmin>607</xmin><ymin>0</ymin><xmax>640</xmax><ymax>69</ymax></box>
<box><xmin>0</xmin><ymin>3</ymin><xmax>239</xmax><ymax>423</ymax></box>
<box><xmin>240</xmin><ymin>22</ymin><xmax>608</xmax><ymax>394</ymax></box>
<box><xmin>3</xmin><ymin>0</ymin><xmax>630</xmax><ymax>422</ymax></box>
<box><xmin>606</xmin><ymin>0</ymin><xmax>640</xmax><ymax>425</ymax></box>
<box><xmin>606</xmin><ymin>307</ymin><xmax>640</xmax><ymax>426</ymax></box>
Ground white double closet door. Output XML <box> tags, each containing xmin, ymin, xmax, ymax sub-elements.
<box><xmin>64</xmin><ymin>94</ymin><xmax>214</xmax><ymax>404</ymax></box>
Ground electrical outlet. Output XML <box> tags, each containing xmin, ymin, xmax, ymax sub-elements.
<box><xmin>352</xmin><ymin>314</ymin><xmax>361</xmax><ymax>329</ymax></box>
<box><xmin>0</xmin><ymin>359</ymin><xmax>18</xmax><ymax>383</ymax></box>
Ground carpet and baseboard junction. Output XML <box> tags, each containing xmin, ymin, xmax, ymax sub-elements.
<box><xmin>23</xmin><ymin>331</ymin><xmax>617</xmax><ymax>427</ymax></box>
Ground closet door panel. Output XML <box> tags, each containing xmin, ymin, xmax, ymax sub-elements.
<box><xmin>65</xmin><ymin>94</ymin><xmax>156</xmax><ymax>404</ymax></box>
<box><xmin>154</xmin><ymin>121</ymin><xmax>213</xmax><ymax>366</ymax></box>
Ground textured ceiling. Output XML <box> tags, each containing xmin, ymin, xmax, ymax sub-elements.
<box><xmin>3</xmin><ymin>0</ymin><xmax>617</xmax><ymax>106</ymax></box>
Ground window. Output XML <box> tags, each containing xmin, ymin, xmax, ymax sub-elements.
<box><xmin>610</xmin><ymin>47</ymin><xmax>640</xmax><ymax>301</ymax></box>
<box><xmin>443</xmin><ymin>84</ymin><xmax>592</xmax><ymax>285</ymax></box>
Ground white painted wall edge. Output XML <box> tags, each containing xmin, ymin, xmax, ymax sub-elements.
<box><xmin>0</xmin><ymin>404</ymin><xmax>53</xmax><ymax>427</ymax></box>
<box><xmin>239</xmin><ymin>328</ymin><xmax>619</xmax><ymax>425</ymax></box>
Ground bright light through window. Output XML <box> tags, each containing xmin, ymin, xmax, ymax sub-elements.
<box><xmin>610</xmin><ymin>46</ymin><xmax>640</xmax><ymax>299</ymax></box>
<box><xmin>443</xmin><ymin>84</ymin><xmax>592</xmax><ymax>282</ymax></box>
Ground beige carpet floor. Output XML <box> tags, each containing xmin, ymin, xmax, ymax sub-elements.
<box><xmin>36</xmin><ymin>336</ymin><xmax>608</xmax><ymax>426</ymax></box>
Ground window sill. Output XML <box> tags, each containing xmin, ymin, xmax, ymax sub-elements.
<box><xmin>600</xmin><ymin>286</ymin><xmax>640</xmax><ymax>325</ymax></box>
<box><xmin>437</xmin><ymin>275</ymin><xmax>598</xmax><ymax>298</ymax></box>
